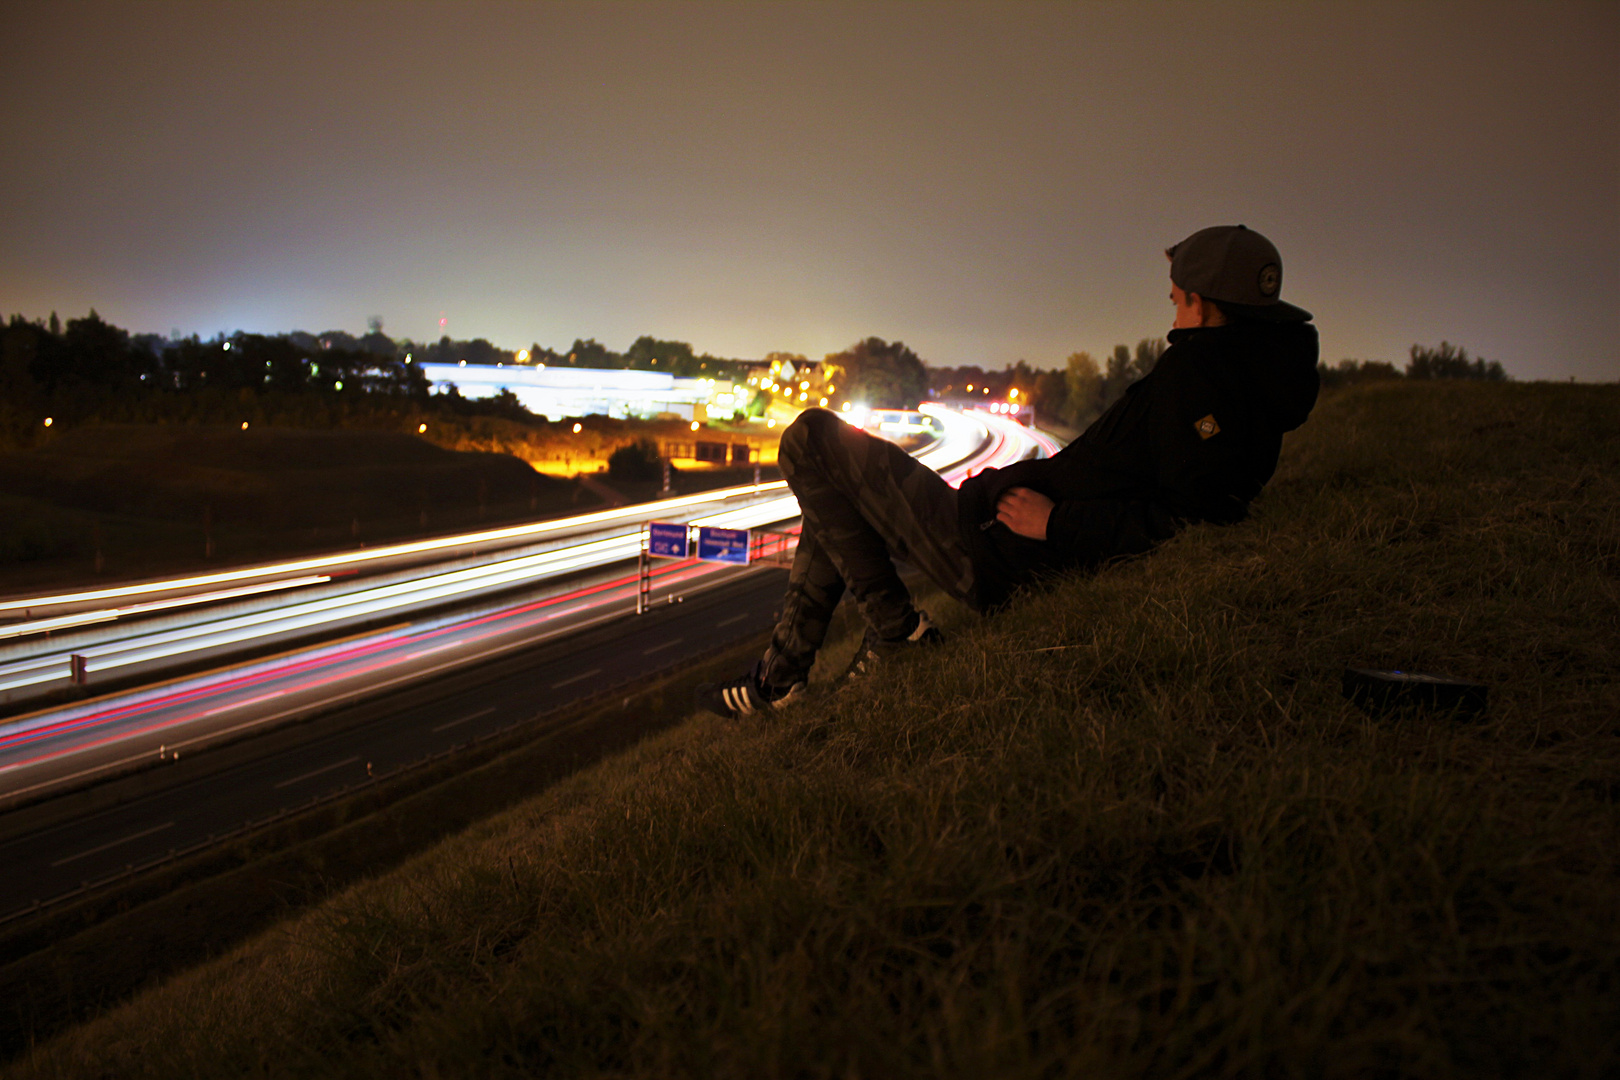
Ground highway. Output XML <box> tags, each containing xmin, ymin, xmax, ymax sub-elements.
<box><xmin>0</xmin><ymin>407</ymin><xmax>1056</xmax><ymax>920</ymax></box>
<box><xmin>0</xmin><ymin>567</ymin><xmax>790</xmax><ymax>920</ymax></box>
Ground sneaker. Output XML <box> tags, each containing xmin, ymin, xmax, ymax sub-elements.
<box><xmin>841</xmin><ymin>610</ymin><xmax>944</xmax><ymax>683</ymax></box>
<box><xmin>695</xmin><ymin>667</ymin><xmax>806</xmax><ymax>718</ymax></box>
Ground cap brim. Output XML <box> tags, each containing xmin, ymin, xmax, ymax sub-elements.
<box><xmin>1219</xmin><ymin>298</ymin><xmax>1312</xmax><ymax>324</ymax></box>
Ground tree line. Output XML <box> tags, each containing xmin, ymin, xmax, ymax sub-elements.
<box><xmin>932</xmin><ymin>338</ymin><xmax>1510</xmax><ymax>433</ymax></box>
<box><xmin>930</xmin><ymin>339</ymin><xmax>1168</xmax><ymax>432</ymax></box>
<box><xmin>2</xmin><ymin>308</ymin><xmax>1509</xmax><ymax>452</ymax></box>
<box><xmin>1320</xmin><ymin>342</ymin><xmax>1507</xmax><ymax>389</ymax></box>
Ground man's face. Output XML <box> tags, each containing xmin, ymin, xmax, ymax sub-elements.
<box><xmin>1170</xmin><ymin>282</ymin><xmax>1204</xmax><ymax>329</ymax></box>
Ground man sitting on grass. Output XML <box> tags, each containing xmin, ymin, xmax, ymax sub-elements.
<box><xmin>698</xmin><ymin>224</ymin><xmax>1321</xmax><ymax>718</ymax></box>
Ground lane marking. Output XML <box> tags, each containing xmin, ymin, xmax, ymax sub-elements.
<box><xmin>431</xmin><ymin>706</ymin><xmax>496</xmax><ymax>734</ymax></box>
<box><xmin>51</xmin><ymin>820</ymin><xmax>175</xmax><ymax>868</ymax></box>
<box><xmin>642</xmin><ymin>638</ymin><xmax>684</xmax><ymax>655</ymax></box>
<box><xmin>273</xmin><ymin>755</ymin><xmax>360</xmax><ymax>790</ymax></box>
<box><xmin>550</xmin><ymin>667</ymin><xmax>602</xmax><ymax>690</ymax></box>
<box><xmin>718</xmin><ymin>613</ymin><xmax>749</xmax><ymax>627</ymax></box>
<box><xmin>404</xmin><ymin>640</ymin><xmax>464</xmax><ymax>661</ymax></box>
<box><xmin>201</xmin><ymin>689</ymin><xmax>286</xmax><ymax>718</ymax></box>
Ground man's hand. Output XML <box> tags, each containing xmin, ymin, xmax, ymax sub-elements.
<box><xmin>995</xmin><ymin>486</ymin><xmax>1054</xmax><ymax>540</ymax></box>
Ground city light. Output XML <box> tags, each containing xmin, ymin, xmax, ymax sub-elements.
<box><xmin>240</xmin><ymin>421</ymin><xmax>249</xmax><ymax>430</ymax></box>
<box><xmin>43</xmin><ymin>417</ymin><xmax>52</xmax><ymax>427</ymax></box>
<box><xmin>690</xmin><ymin>421</ymin><xmax>700</xmax><ymax>430</ymax></box>
<box><xmin>1009</xmin><ymin>388</ymin><xmax>1019</xmax><ymax>399</ymax></box>
<box><xmin>819</xmin><ymin>397</ymin><xmax>829</xmax><ymax>407</ymax></box>
<box><xmin>516</xmin><ymin>349</ymin><xmax>530</xmax><ymax>363</ymax></box>
<box><xmin>572</xmin><ymin>422</ymin><xmax>582</xmax><ymax>433</ymax></box>
<box><xmin>418</xmin><ymin>423</ymin><xmax>427</xmax><ymax>433</ymax></box>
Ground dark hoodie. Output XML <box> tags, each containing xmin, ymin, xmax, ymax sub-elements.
<box><xmin>957</xmin><ymin>319</ymin><xmax>1320</xmax><ymax>607</ymax></box>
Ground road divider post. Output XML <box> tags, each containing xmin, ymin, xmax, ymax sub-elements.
<box><xmin>641</xmin><ymin>522</ymin><xmax>692</xmax><ymax>614</ymax></box>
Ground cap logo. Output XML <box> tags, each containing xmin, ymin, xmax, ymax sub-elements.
<box><xmin>1194</xmin><ymin>413</ymin><xmax>1220</xmax><ymax>439</ymax></box>
<box><xmin>1257</xmin><ymin>263</ymin><xmax>1281</xmax><ymax>298</ymax></box>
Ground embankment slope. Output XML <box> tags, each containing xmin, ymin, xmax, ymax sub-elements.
<box><xmin>9</xmin><ymin>382</ymin><xmax>1618</xmax><ymax>1078</ymax></box>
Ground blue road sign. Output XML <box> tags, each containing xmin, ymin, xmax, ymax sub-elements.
<box><xmin>647</xmin><ymin>521</ymin><xmax>690</xmax><ymax>558</ymax></box>
<box><xmin>696</xmin><ymin>526</ymin><xmax>751</xmax><ymax>565</ymax></box>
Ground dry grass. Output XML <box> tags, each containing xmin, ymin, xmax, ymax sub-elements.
<box><xmin>9</xmin><ymin>382</ymin><xmax>1618</xmax><ymax>1078</ymax></box>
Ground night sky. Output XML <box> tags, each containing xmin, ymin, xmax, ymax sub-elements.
<box><xmin>4</xmin><ymin>1</ymin><xmax>1615</xmax><ymax>380</ymax></box>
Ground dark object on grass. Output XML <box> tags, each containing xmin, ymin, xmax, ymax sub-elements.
<box><xmin>1342</xmin><ymin>668</ymin><xmax>1488</xmax><ymax>719</ymax></box>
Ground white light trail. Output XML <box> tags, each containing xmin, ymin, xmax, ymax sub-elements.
<box><xmin>0</xmin><ymin>483</ymin><xmax>790</xmax><ymax>616</ymax></box>
<box><xmin>0</xmin><ymin>577</ymin><xmax>333</xmax><ymax>641</ymax></box>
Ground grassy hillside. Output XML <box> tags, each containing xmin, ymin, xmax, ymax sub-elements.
<box><xmin>9</xmin><ymin>382</ymin><xmax>1618</xmax><ymax>1078</ymax></box>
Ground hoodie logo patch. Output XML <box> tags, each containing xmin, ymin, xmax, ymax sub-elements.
<box><xmin>1195</xmin><ymin>414</ymin><xmax>1221</xmax><ymax>439</ymax></box>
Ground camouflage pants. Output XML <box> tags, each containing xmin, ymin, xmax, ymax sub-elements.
<box><xmin>757</xmin><ymin>408</ymin><xmax>976</xmax><ymax>692</ymax></box>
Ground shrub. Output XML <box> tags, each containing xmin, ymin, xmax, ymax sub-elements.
<box><xmin>607</xmin><ymin>438</ymin><xmax>663</xmax><ymax>482</ymax></box>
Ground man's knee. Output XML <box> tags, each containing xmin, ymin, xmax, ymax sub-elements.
<box><xmin>779</xmin><ymin>407</ymin><xmax>844</xmax><ymax>471</ymax></box>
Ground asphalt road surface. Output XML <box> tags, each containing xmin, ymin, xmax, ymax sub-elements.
<box><xmin>1</xmin><ymin>565</ymin><xmax>787</xmax><ymax>920</ymax></box>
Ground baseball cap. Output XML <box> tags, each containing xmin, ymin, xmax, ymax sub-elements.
<box><xmin>1166</xmin><ymin>224</ymin><xmax>1311</xmax><ymax>323</ymax></box>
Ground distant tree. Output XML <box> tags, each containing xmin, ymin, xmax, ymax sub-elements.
<box><xmin>527</xmin><ymin>342</ymin><xmax>565</xmax><ymax>366</ymax></box>
<box><xmin>927</xmin><ymin>364</ymin><xmax>987</xmax><ymax>397</ymax></box>
<box><xmin>626</xmin><ymin>335</ymin><xmax>698</xmax><ymax>374</ymax></box>
<box><xmin>565</xmin><ymin>338</ymin><xmax>620</xmax><ymax>368</ymax></box>
<box><xmin>1318</xmin><ymin>359</ymin><xmax>1403</xmax><ymax>389</ymax></box>
<box><xmin>607</xmin><ymin>438</ymin><xmax>663</xmax><ymax>482</ymax></box>
<box><xmin>1406</xmin><ymin>341</ymin><xmax>1506</xmax><ymax>381</ymax></box>
<box><xmin>1002</xmin><ymin>359</ymin><xmax>1037</xmax><ymax>403</ymax></box>
<box><xmin>131</xmin><ymin>332</ymin><xmax>167</xmax><ymax>358</ymax></box>
<box><xmin>1102</xmin><ymin>344</ymin><xmax>1134</xmax><ymax>408</ymax></box>
<box><xmin>483</xmin><ymin>387</ymin><xmax>536</xmax><ymax>420</ymax></box>
<box><xmin>1063</xmin><ymin>351</ymin><xmax>1103</xmax><ymax>427</ymax></box>
<box><xmin>0</xmin><ymin>315</ymin><xmax>46</xmax><ymax>405</ymax></box>
<box><xmin>24</xmin><ymin>309</ymin><xmax>159</xmax><ymax>392</ymax></box>
<box><xmin>1032</xmin><ymin>365</ymin><xmax>1068</xmax><ymax>421</ymax></box>
<box><xmin>357</xmin><ymin>327</ymin><xmax>396</xmax><ymax>357</ymax></box>
<box><xmin>316</xmin><ymin>329</ymin><xmax>362</xmax><ymax>352</ymax></box>
<box><xmin>224</xmin><ymin>333</ymin><xmax>310</xmax><ymax>391</ymax></box>
<box><xmin>824</xmin><ymin>337</ymin><xmax>928</xmax><ymax>409</ymax></box>
<box><xmin>366</xmin><ymin>315</ymin><xmax>385</xmax><ymax>335</ymax></box>
<box><xmin>1130</xmin><ymin>337</ymin><xmax>1166</xmax><ymax>381</ymax></box>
